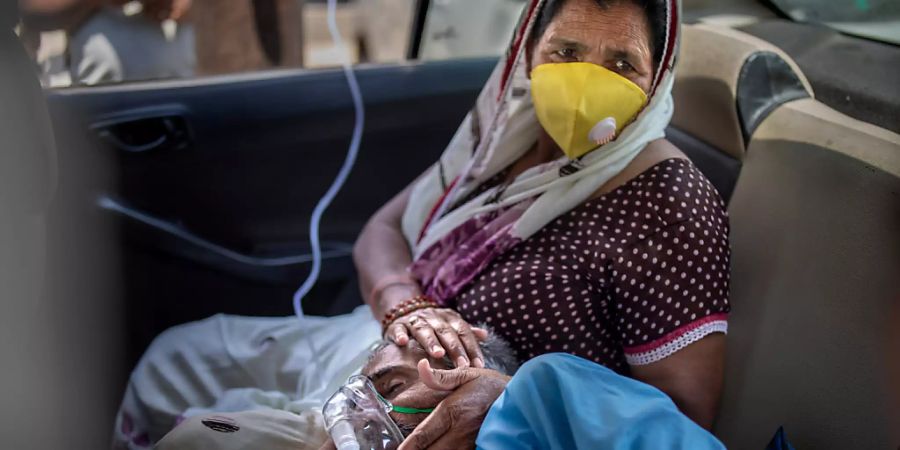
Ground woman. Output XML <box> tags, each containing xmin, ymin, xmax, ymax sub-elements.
<box><xmin>115</xmin><ymin>0</ymin><xmax>729</xmax><ymax>447</ymax></box>
<box><xmin>357</xmin><ymin>0</ymin><xmax>727</xmax><ymax>431</ymax></box>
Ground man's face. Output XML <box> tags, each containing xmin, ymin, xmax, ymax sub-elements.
<box><xmin>361</xmin><ymin>340</ymin><xmax>453</xmax><ymax>433</ymax></box>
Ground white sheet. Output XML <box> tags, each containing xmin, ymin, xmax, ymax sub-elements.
<box><xmin>112</xmin><ymin>305</ymin><xmax>381</xmax><ymax>449</ymax></box>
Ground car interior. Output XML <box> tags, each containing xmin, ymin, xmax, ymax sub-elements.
<box><xmin>1</xmin><ymin>0</ymin><xmax>898</xmax><ymax>448</ymax></box>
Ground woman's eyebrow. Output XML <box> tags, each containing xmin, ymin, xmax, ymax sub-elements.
<box><xmin>610</xmin><ymin>49</ymin><xmax>634</xmax><ymax>61</ymax></box>
<box><xmin>609</xmin><ymin>41</ymin><xmax>650</xmax><ymax>61</ymax></box>
<box><xmin>546</xmin><ymin>36</ymin><xmax>589</xmax><ymax>51</ymax></box>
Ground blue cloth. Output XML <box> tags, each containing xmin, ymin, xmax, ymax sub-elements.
<box><xmin>476</xmin><ymin>353</ymin><xmax>726</xmax><ymax>450</ymax></box>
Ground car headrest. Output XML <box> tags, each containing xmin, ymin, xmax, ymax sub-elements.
<box><xmin>0</xmin><ymin>27</ymin><xmax>58</xmax><ymax>214</ymax></box>
<box><xmin>673</xmin><ymin>23</ymin><xmax>814</xmax><ymax>161</ymax></box>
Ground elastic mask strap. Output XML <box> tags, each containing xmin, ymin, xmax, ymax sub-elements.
<box><xmin>376</xmin><ymin>392</ymin><xmax>436</xmax><ymax>414</ymax></box>
<box><xmin>391</xmin><ymin>405</ymin><xmax>436</xmax><ymax>414</ymax></box>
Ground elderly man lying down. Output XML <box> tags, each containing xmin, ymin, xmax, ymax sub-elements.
<box><xmin>157</xmin><ymin>329</ymin><xmax>723</xmax><ymax>450</ymax></box>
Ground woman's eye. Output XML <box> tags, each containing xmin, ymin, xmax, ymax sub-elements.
<box><xmin>555</xmin><ymin>47</ymin><xmax>578</xmax><ymax>61</ymax></box>
<box><xmin>615</xmin><ymin>59</ymin><xmax>635</xmax><ymax>73</ymax></box>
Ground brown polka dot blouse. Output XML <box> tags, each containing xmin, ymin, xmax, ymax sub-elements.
<box><xmin>451</xmin><ymin>158</ymin><xmax>730</xmax><ymax>373</ymax></box>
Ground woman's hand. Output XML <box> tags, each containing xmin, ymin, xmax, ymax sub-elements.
<box><xmin>386</xmin><ymin>307</ymin><xmax>488</xmax><ymax>368</ymax></box>
<box><xmin>398</xmin><ymin>359</ymin><xmax>510</xmax><ymax>450</ymax></box>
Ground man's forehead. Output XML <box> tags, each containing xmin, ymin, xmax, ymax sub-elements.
<box><xmin>362</xmin><ymin>343</ymin><xmax>399</xmax><ymax>376</ymax></box>
<box><xmin>362</xmin><ymin>340</ymin><xmax>427</xmax><ymax>377</ymax></box>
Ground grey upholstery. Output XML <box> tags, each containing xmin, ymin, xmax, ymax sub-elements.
<box><xmin>0</xmin><ymin>20</ymin><xmax>60</xmax><ymax>449</ymax></box>
<box><xmin>0</xmin><ymin>11</ymin><xmax>120</xmax><ymax>449</ymax></box>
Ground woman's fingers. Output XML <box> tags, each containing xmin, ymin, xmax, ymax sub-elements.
<box><xmin>429</xmin><ymin>318</ymin><xmax>471</xmax><ymax>368</ymax></box>
<box><xmin>471</xmin><ymin>326</ymin><xmax>489</xmax><ymax>340</ymax></box>
<box><xmin>387</xmin><ymin>322</ymin><xmax>409</xmax><ymax>346</ymax></box>
<box><xmin>453</xmin><ymin>321</ymin><xmax>485</xmax><ymax>368</ymax></box>
<box><xmin>408</xmin><ymin>316</ymin><xmax>445</xmax><ymax>358</ymax></box>
<box><xmin>391</xmin><ymin>309</ymin><xmax>485</xmax><ymax>363</ymax></box>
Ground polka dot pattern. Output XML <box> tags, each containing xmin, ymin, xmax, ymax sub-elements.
<box><xmin>452</xmin><ymin>158</ymin><xmax>731</xmax><ymax>372</ymax></box>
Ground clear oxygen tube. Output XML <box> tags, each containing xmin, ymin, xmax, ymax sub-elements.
<box><xmin>322</xmin><ymin>375</ymin><xmax>406</xmax><ymax>450</ymax></box>
<box><xmin>292</xmin><ymin>0</ymin><xmax>365</xmax><ymax>398</ymax></box>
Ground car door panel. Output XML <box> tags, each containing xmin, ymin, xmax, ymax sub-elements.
<box><xmin>45</xmin><ymin>57</ymin><xmax>496</xmax><ymax>361</ymax></box>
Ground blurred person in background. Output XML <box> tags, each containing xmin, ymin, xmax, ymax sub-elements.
<box><xmin>188</xmin><ymin>0</ymin><xmax>303</xmax><ymax>75</ymax></box>
<box><xmin>418</xmin><ymin>0</ymin><xmax>527</xmax><ymax>60</ymax></box>
<box><xmin>18</xmin><ymin>0</ymin><xmax>195</xmax><ymax>86</ymax></box>
<box><xmin>18</xmin><ymin>0</ymin><xmax>307</xmax><ymax>86</ymax></box>
<box><xmin>356</xmin><ymin>0</ymin><xmax>414</xmax><ymax>64</ymax></box>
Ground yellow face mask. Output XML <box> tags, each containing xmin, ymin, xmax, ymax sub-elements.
<box><xmin>531</xmin><ymin>62</ymin><xmax>649</xmax><ymax>160</ymax></box>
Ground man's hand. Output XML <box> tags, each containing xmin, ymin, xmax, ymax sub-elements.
<box><xmin>398</xmin><ymin>359</ymin><xmax>509</xmax><ymax>450</ymax></box>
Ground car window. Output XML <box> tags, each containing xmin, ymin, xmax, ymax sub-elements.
<box><xmin>418</xmin><ymin>0</ymin><xmax>527</xmax><ymax>61</ymax></box>
<box><xmin>768</xmin><ymin>0</ymin><xmax>900</xmax><ymax>45</ymax></box>
<box><xmin>15</xmin><ymin>0</ymin><xmax>416</xmax><ymax>88</ymax></box>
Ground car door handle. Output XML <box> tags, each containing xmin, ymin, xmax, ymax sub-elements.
<box><xmin>92</xmin><ymin>109</ymin><xmax>192</xmax><ymax>153</ymax></box>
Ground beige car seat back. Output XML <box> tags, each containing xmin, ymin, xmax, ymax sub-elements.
<box><xmin>673</xmin><ymin>23</ymin><xmax>900</xmax><ymax>450</ymax></box>
<box><xmin>673</xmin><ymin>22</ymin><xmax>899</xmax><ymax>449</ymax></box>
<box><xmin>720</xmin><ymin>98</ymin><xmax>900</xmax><ymax>449</ymax></box>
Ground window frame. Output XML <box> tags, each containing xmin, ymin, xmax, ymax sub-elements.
<box><xmin>407</xmin><ymin>0</ymin><xmax>431</xmax><ymax>59</ymax></box>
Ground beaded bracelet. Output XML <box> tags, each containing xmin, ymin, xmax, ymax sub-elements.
<box><xmin>381</xmin><ymin>295</ymin><xmax>439</xmax><ymax>331</ymax></box>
